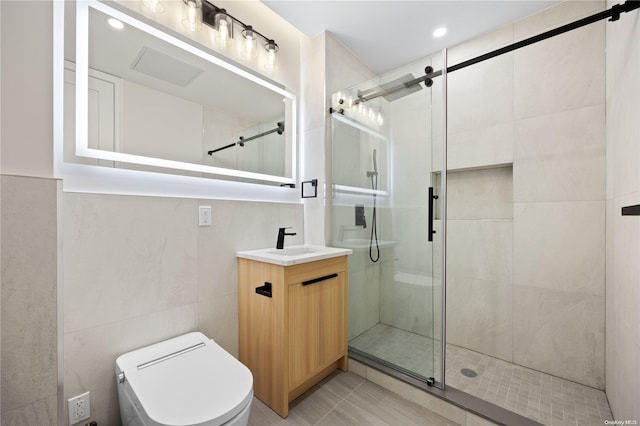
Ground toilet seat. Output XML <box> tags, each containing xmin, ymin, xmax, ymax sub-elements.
<box><xmin>116</xmin><ymin>332</ymin><xmax>253</xmax><ymax>426</ymax></box>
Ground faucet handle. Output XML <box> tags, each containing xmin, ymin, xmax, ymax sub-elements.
<box><xmin>279</xmin><ymin>226</ymin><xmax>296</xmax><ymax>235</ymax></box>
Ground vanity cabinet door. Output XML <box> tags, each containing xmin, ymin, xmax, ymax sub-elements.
<box><xmin>288</xmin><ymin>271</ymin><xmax>347</xmax><ymax>390</ymax></box>
<box><xmin>318</xmin><ymin>272</ymin><xmax>347</xmax><ymax>367</ymax></box>
<box><xmin>288</xmin><ymin>281</ymin><xmax>320</xmax><ymax>389</ymax></box>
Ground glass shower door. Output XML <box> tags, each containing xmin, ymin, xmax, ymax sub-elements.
<box><xmin>329</xmin><ymin>52</ymin><xmax>444</xmax><ymax>386</ymax></box>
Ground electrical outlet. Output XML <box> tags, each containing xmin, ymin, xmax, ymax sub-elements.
<box><xmin>68</xmin><ymin>391</ymin><xmax>90</xmax><ymax>425</ymax></box>
<box><xmin>199</xmin><ymin>205</ymin><xmax>212</xmax><ymax>226</ymax></box>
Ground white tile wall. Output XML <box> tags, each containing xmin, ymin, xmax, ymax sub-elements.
<box><xmin>444</xmin><ymin>168</ymin><xmax>513</xmax><ymax>220</ymax></box>
<box><xmin>447</xmin><ymin>220</ymin><xmax>513</xmax><ymax>362</ymax></box>
<box><xmin>513</xmin><ymin>201</ymin><xmax>605</xmax><ymax>297</ymax></box>
<box><xmin>1</xmin><ymin>176</ymin><xmax>58</xmax><ymax>424</ymax></box>
<box><xmin>513</xmin><ymin>3</ymin><xmax>605</xmax><ymax>120</ymax></box>
<box><xmin>514</xmin><ymin>105</ymin><xmax>606</xmax><ymax>202</ymax></box>
<box><xmin>605</xmin><ymin>3</ymin><xmax>640</xmax><ymax>413</ymax></box>
<box><xmin>63</xmin><ymin>194</ymin><xmax>199</xmax><ymax>333</ymax></box>
<box><xmin>512</xmin><ymin>285</ymin><xmax>605</xmax><ymax>389</ymax></box>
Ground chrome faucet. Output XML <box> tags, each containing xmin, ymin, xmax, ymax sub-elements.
<box><xmin>276</xmin><ymin>227</ymin><xmax>296</xmax><ymax>249</ymax></box>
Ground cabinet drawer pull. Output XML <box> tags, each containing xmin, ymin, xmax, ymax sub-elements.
<box><xmin>302</xmin><ymin>273</ymin><xmax>338</xmax><ymax>286</ymax></box>
<box><xmin>255</xmin><ymin>282</ymin><xmax>272</xmax><ymax>298</ymax></box>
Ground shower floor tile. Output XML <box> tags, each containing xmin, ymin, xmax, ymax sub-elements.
<box><xmin>349</xmin><ymin>323</ymin><xmax>613</xmax><ymax>426</ymax></box>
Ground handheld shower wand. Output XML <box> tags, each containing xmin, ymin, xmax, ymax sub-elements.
<box><xmin>367</xmin><ymin>149</ymin><xmax>378</xmax><ymax>177</ymax></box>
<box><xmin>368</xmin><ymin>149</ymin><xmax>380</xmax><ymax>263</ymax></box>
<box><xmin>373</xmin><ymin>149</ymin><xmax>378</xmax><ymax>174</ymax></box>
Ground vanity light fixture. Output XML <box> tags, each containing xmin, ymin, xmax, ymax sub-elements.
<box><xmin>202</xmin><ymin>1</ymin><xmax>279</xmax><ymax>68</ymax></box>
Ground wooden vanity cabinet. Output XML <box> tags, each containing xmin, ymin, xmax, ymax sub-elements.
<box><xmin>238</xmin><ymin>256</ymin><xmax>348</xmax><ymax>418</ymax></box>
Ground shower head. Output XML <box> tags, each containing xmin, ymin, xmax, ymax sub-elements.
<box><xmin>358</xmin><ymin>73</ymin><xmax>423</xmax><ymax>103</ymax></box>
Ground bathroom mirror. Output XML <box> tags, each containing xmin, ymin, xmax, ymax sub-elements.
<box><xmin>64</xmin><ymin>1</ymin><xmax>296</xmax><ymax>186</ymax></box>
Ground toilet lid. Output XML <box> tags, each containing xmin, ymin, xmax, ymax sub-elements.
<box><xmin>119</xmin><ymin>333</ymin><xmax>253</xmax><ymax>426</ymax></box>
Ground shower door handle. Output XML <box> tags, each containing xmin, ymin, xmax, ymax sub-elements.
<box><xmin>428</xmin><ymin>187</ymin><xmax>438</xmax><ymax>242</ymax></box>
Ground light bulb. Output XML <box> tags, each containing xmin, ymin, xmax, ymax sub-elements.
<box><xmin>215</xmin><ymin>11</ymin><xmax>233</xmax><ymax>48</ymax></box>
<box><xmin>142</xmin><ymin>0</ymin><xmax>165</xmax><ymax>13</ymax></box>
<box><xmin>377</xmin><ymin>112</ymin><xmax>384</xmax><ymax>126</ymax></box>
<box><xmin>182</xmin><ymin>0</ymin><xmax>202</xmax><ymax>32</ymax></box>
<box><xmin>219</xmin><ymin>20</ymin><xmax>229</xmax><ymax>44</ymax></box>
<box><xmin>357</xmin><ymin>102</ymin><xmax>364</xmax><ymax>114</ymax></box>
<box><xmin>241</xmin><ymin>26</ymin><xmax>257</xmax><ymax>60</ymax></box>
<box><xmin>188</xmin><ymin>4</ymin><xmax>196</xmax><ymax>27</ymax></box>
<box><xmin>264</xmin><ymin>40</ymin><xmax>278</xmax><ymax>71</ymax></box>
<box><xmin>347</xmin><ymin>96</ymin><xmax>354</xmax><ymax>108</ymax></box>
<box><xmin>244</xmin><ymin>37</ymin><xmax>254</xmax><ymax>57</ymax></box>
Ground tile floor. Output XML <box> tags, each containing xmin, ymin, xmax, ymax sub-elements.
<box><xmin>248</xmin><ymin>370</ymin><xmax>459</xmax><ymax>426</ymax></box>
<box><xmin>350</xmin><ymin>323</ymin><xmax>613</xmax><ymax>426</ymax></box>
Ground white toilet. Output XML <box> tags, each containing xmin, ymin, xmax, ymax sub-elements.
<box><xmin>115</xmin><ymin>332</ymin><xmax>253</xmax><ymax>426</ymax></box>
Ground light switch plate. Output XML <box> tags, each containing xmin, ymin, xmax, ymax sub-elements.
<box><xmin>199</xmin><ymin>205</ymin><xmax>212</xmax><ymax>226</ymax></box>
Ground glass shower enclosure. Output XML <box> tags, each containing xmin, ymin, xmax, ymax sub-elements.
<box><xmin>329</xmin><ymin>52</ymin><xmax>446</xmax><ymax>386</ymax></box>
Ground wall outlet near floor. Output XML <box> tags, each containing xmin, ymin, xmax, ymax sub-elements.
<box><xmin>199</xmin><ymin>205</ymin><xmax>212</xmax><ymax>226</ymax></box>
<box><xmin>68</xmin><ymin>391</ymin><xmax>90</xmax><ymax>425</ymax></box>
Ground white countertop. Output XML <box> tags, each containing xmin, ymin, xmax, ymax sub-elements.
<box><xmin>237</xmin><ymin>245</ymin><xmax>352</xmax><ymax>266</ymax></box>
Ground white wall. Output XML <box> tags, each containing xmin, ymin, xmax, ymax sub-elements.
<box><xmin>0</xmin><ymin>2</ymin><xmax>58</xmax><ymax>424</ymax></box>
<box><xmin>0</xmin><ymin>1</ymin><xmax>54</xmax><ymax>178</ymax></box>
<box><xmin>605</xmin><ymin>0</ymin><xmax>640</xmax><ymax>420</ymax></box>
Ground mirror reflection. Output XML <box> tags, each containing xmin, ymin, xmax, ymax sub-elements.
<box><xmin>64</xmin><ymin>2</ymin><xmax>295</xmax><ymax>185</ymax></box>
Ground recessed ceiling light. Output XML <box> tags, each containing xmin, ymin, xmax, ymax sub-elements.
<box><xmin>433</xmin><ymin>27</ymin><xmax>447</xmax><ymax>38</ymax></box>
<box><xmin>107</xmin><ymin>18</ymin><xmax>124</xmax><ymax>30</ymax></box>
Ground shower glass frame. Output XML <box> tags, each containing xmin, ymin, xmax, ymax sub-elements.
<box><xmin>329</xmin><ymin>49</ymin><xmax>447</xmax><ymax>389</ymax></box>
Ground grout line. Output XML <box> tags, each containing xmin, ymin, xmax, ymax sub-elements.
<box><xmin>313</xmin><ymin>377</ymin><xmax>366</xmax><ymax>425</ymax></box>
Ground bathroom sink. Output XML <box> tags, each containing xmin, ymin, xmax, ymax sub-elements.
<box><xmin>237</xmin><ymin>245</ymin><xmax>352</xmax><ymax>266</ymax></box>
<box><xmin>266</xmin><ymin>247</ymin><xmax>319</xmax><ymax>256</ymax></box>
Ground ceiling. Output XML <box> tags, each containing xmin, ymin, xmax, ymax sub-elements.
<box><xmin>261</xmin><ymin>1</ymin><xmax>560</xmax><ymax>74</ymax></box>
